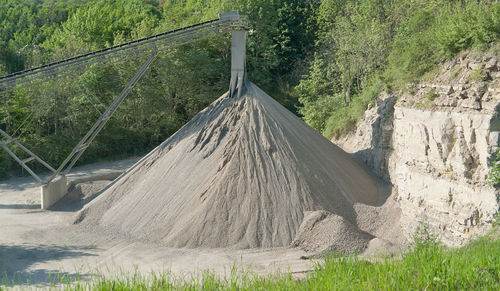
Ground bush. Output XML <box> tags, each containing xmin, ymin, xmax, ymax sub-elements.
<box><xmin>424</xmin><ymin>88</ymin><xmax>438</xmax><ymax>102</ymax></box>
<box><xmin>323</xmin><ymin>75</ymin><xmax>384</xmax><ymax>138</ymax></box>
<box><xmin>387</xmin><ymin>0</ymin><xmax>500</xmax><ymax>88</ymax></box>
<box><xmin>469</xmin><ymin>67</ymin><xmax>488</xmax><ymax>82</ymax></box>
<box><xmin>488</xmin><ymin>148</ymin><xmax>500</xmax><ymax>187</ymax></box>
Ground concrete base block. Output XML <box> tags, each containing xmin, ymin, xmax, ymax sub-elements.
<box><xmin>41</xmin><ymin>175</ymin><xmax>68</xmax><ymax>210</ymax></box>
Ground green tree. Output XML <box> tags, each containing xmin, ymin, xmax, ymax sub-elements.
<box><xmin>297</xmin><ymin>0</ymin><xmax>500</xmax><ymax>138</ymax></box>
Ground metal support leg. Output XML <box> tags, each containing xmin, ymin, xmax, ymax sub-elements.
<box><xmin>0</xmin><ymin>141</ymin><xmax>43</xmax><ymax>183</ymax></box>
<box><xmin>46</xmin><ymin>50</ymin><xmax>158</xmax><ymax>184</ymax></box>
<box><xmin>0</xmin><ymin>129</ymin><xmax>57</xmax><ymax>174</ymax></box>
<box><xmin>0</xmin><ymin>129</ymin><xmax>58</xmax><ymax>184</ymax></box>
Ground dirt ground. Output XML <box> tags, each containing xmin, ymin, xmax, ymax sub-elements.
<box><xmin>0</xmin><ymin>158</ymin><xmax>315</xmax><ymax>287</ymax></box>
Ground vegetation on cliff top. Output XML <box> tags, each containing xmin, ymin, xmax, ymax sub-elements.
<box><xmin>297</xmin><ymin>0</ymin><xmax>500</xmax><ymax>138</ymax></box>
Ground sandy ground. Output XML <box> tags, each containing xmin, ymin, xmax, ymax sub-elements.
<box><xmin>0</xmin><ymin>158</ymin><xmax>315</xmax><ymax>287</ymax></box>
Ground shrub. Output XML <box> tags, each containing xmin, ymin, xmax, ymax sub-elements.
<box><xmin>489</xmin><ymin>148</ymin><xmax>500</xmax><ymax>187</ymax></box>
<box><xmin>469</xmin><ymin>67</ymin><xmax>488</xmax><ymax>82</ymax></box>
<box><xmin>323</xmin><ymin>75</ymin><xmax>384</xmax><ymax>138</ymax></box>
<box><xmin>424</xmin><ymin>88</ymin><xmax>438</xmax><ymax>102</ymax></box>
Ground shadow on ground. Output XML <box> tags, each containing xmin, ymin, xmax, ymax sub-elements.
<box><xmin>0</xmin><ymin>244</ymin><xmax>97</xmax><ymax>287</ymax></box>
<box><xmin>0</xmin><ymin>178</ymin><xmax>39</xmax><ymax>192</ymax></box>
<box><xmin>50</xmin><ymin>184</ymin><xmax>109</xmax><ymax>212</ymax></box>
<box><xmin>0</xmin><ymin>204</ymin><xmax>40</xmax><ymax>210</ymax></box>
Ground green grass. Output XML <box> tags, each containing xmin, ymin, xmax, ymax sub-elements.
<box><xmin>469</xmin><ymin>67</ymin><xmax>488</xmax><ymax>83</ymax></box>
<box><xmin>450</xmin><ymin>66</ymin><xmax>463</xmax><ymax>80</ymax></box>
<box><xmin>424</xmin><ymin>88</ymin><xmax>439</xmax><ymax>102</ymax></box>
<box><xmin>3</xmin><ymin>226</ymin><xmax>499</xmax><ymax>290</ymax></box>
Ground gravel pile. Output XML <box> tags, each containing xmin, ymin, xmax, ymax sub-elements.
<box><xmin>76</xmin><ymin>83</ymin><xmax>389</xmax><ymax>250</ymax></box>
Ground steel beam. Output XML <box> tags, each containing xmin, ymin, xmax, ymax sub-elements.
<box><xmin>46</xmin><ymin>50</ymin><xmax>158</xmax><ymax>184</ymax></box>
<box><xmin>0</xmin><ymin>141</ymin><xmax>43</xmax><ymax>183</ymax></box>
<box><xmin>0</xmin><ymin>12</ymin><xmax>248</xmax><ymax>90</ymax></box>
<box><xmin>0</xmin><ymin>128</ymin><xmax>57</xmax><ymax>183</ymax></box>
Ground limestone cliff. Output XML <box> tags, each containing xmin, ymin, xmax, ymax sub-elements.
<box><xmin>334</xmin><ymin>48</ymin><xmax>500</xmax><ymax>246</ymax></box>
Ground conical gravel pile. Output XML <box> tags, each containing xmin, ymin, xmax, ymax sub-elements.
<box><xmin>76</xmin><ymin>83</ymin><xmax>387</xmax><ymax>249</ymax></box>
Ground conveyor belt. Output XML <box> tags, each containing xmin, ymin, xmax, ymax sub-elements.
<box><xmin>0</xmin><ymin>12</ymin><xmax>247</xmax><ymax>89</ymax></box>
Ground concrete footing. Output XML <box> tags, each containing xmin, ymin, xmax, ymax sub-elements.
<box><xmin>41</xmin><ymin>175</ymin><xmax>68</xmax><ymax>210</ymax></box>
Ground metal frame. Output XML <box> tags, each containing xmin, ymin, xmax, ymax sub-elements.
<box><xmin>0</xmin><ymin>11</ymin><xmax>249</xmax><ymax>185</ymax></box>
<box><xmin>47</xmin><ymin>50</ymin><xmax>157</xmax><ymax>183</ymax></box>
<box><xmin>0</xmin><ymin>129</ymin><xmax>57</xmax><ymax>183</ymax></box>
<box><xmin>0</xmin><ymin>14</ymin><xmax>248</xmax><ymax>90</ymax></box>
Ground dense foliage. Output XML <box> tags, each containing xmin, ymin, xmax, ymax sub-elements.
<box><xmin>298</xmin><ymin>0</ymin><xmax>500</xmax><ymax>138</ymax></box>
<box><xmin>0</xmin><ymin>0</ymin><xmax>499</xmax><ymax>178</ymax></box>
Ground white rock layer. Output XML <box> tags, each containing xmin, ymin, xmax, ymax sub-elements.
<box><xmin>334</xmin><ymin>51</ymin><xmax>500</xmax><ymax>246</ymax></box>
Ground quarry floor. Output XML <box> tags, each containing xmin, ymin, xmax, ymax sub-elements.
<box><xmin>0</xmin><ymin>158</ymin><xmax>314</xmax><ymax>287</ymax></box>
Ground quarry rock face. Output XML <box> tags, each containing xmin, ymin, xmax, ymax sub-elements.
<box><xmin>77</xmin><ymin>82</ymin><xmax>390</xmax><ymax>250</ymax></box>
<box><xmin>391</xmin><ymin>108</ymin><xmax>498</xmax><ymax>246</ymax></box>
<box><xmin>334</xmin><ymin>49</ymin><xmax>500</xmax><ymax>246</ymax></box>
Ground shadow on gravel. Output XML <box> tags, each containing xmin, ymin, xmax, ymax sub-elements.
<box><xmin>0</xmin><ymin>179</ymin><xmax>39</xmax><ymax>192</ymax></box>
<box><xmin>50</xmin><ymin>184</ymin><xmax>110</xmax><ymax>212</ymax></box>
<box><xmin>0</xmin><ymin>204</ymin><xmax>40</xmax><ymax>210</ymax></box>
<box><xmin>0</xmin><ymin>244</ymin><xmax>97</xmax><ymax>287</ymax></box>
